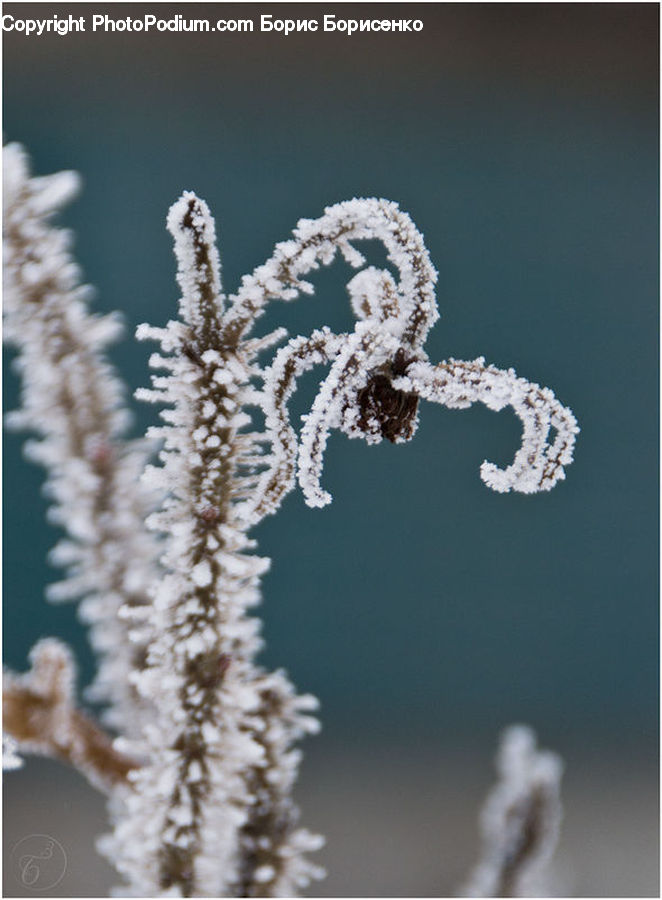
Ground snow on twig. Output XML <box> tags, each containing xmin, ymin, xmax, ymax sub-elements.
<box><xmin>4</xmin><ymin>148</ymin><xmax>576</xmax><ymax>898</ymax></box>
<box><xmin>463</xmin><ymin>725</ymin><xmax>564</xmax><ymax>898</ymax></box>
<box><xmin>3</xmin><ymin>143</ymin><xmax>159</xmax><ymax>735</ymax></box>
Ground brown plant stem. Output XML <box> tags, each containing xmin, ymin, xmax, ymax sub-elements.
<box><xmin>4</xmin><ymin>678</ymin><xmax>138</xmax><ymax>793</ymax></box>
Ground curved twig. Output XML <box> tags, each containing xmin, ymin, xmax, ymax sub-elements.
<box><xmin>221</xmin><ymin>198</ymin><xmax>438</xmax><ymax>346</ymax></box>
<box><xmin>397</xmin><ymin>358</ymin><xmax>579</xmax><ymax>493</ymax></box>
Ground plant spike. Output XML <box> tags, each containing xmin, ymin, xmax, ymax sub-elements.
<box><xmin>108</xmin><ymin>193</ymin><xmax>322</xmax><ymax>897</ymax></box>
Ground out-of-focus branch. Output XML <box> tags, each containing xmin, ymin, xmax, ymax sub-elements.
<box><xmin>3</xmin><ymin>640</ymin><xmax>138</xmax><ymax>794</ymax></box>
<box><xmin>463</xmin><ymin>725</ymin><xmax>563</xmax><ymax>898</ymax></box>
<box><xmin>3</xmin><ymin>143</ymin><xmax>159</xmax><ymax>736</ymax></box>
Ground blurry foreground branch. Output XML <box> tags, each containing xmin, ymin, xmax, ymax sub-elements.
<box><xmin>4</xmin><ymin>640</ymin><xmax>137</xmax><ymax>793</ymax></box>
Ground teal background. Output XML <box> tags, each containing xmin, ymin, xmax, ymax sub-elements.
<box><xmin>3</xmin><ymin>0</ymin><xmax>658</xmax><ymax>804</ymax></box>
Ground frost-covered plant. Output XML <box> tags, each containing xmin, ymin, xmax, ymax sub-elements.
<box><xmin>3</xmin><ymin>144</ymin><xmax>158</xmax><ymax>737</ymax></box>
<box><xmin>464</xmin><ymin>725</ymin><xmax>564</xmax><ymax>898</ymax></box>
<box><xmin>3</xmin><ymin>144</ymin><xmax>577</xmax><ymax>898</ymax></box>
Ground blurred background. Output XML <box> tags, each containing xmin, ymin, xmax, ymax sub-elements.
<box><xmin>3</xmin><ymin>3</ymin><xmax>658</xmax><ymax>896</ymax></box>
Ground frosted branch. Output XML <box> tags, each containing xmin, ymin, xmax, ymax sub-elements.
<box><xmin>166</xmin><ymin>191</ymin><xmax>224</xmax><ymax>346</ymax></box>
<box><xmin>236</xmin><ymin>672</ymin><xmax>325</xmax><ymax>896</ymax></box>
<box><xmin>4</xmin><ymin>151</ymin><xmax>578</xmax><ymax>898</ymax></box>
<box><xmin>113</xmin><ymin>192</ymin><xmax>322</xmax><ymax>897</ymax></box>
<box><xmin>250</xmin><ymin>197</ymin><xmax>577</xmax><ymax>511</ymax></box>
<box><xmin>3</xmin><ymin>143</ymin><xmax>159</xmax><ymax>735</ymax></box>
<box><xmin>463</xmin><ymin>725</ymin><xmax>563</xmax><ymax>898</ymax></box>
<box><xmin>298</xmin><ymin>324</ymin><xmax>401</xmax><ymax>507</ymax></box>
<box><xmin>398</xmin><ymin>359</ymin><xmax>579</xmax><ymax>494</ymax></box>
<box><xmin>241</xmin><ymin>328</ymin><xmax>343</xmax><ymax>523</ymax></box>
<box><xmin>3</xmin><ymin>640</ymin><xmax>138</xmax><ymax>793</ymax></box>
<box><xmin>222</xmin><ymin>197</ymin><xmax>438</xmax><ymax>347</ymax></box>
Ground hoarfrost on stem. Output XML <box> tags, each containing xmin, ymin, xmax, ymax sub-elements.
<box><xmin>4</xmin><ymin>145</ymin><xmax>577</xmax><ymax>899</ymax></box>
<box><xmin>3</xmin><ymin>639</ymin><xmax>136</xmax><ymax>792</ymax></box>
<box><xmin>3</xmin><ymin>142</ymin><xmax>159</xmax><ymax>737</ymax></box>
<box><xmin>109</xmin><ymin>193</ymin><xmax>323</xmax><ymax>897</ymax></box>
<box><xmin>255</xmin><ymin>200</ymin><xmax>578</xmax><ymax>510</ymax></box>
<box><xmin>464</xmin><ymin>725</ymin><xmax>564</xmax><ymax>898</ymax></box>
